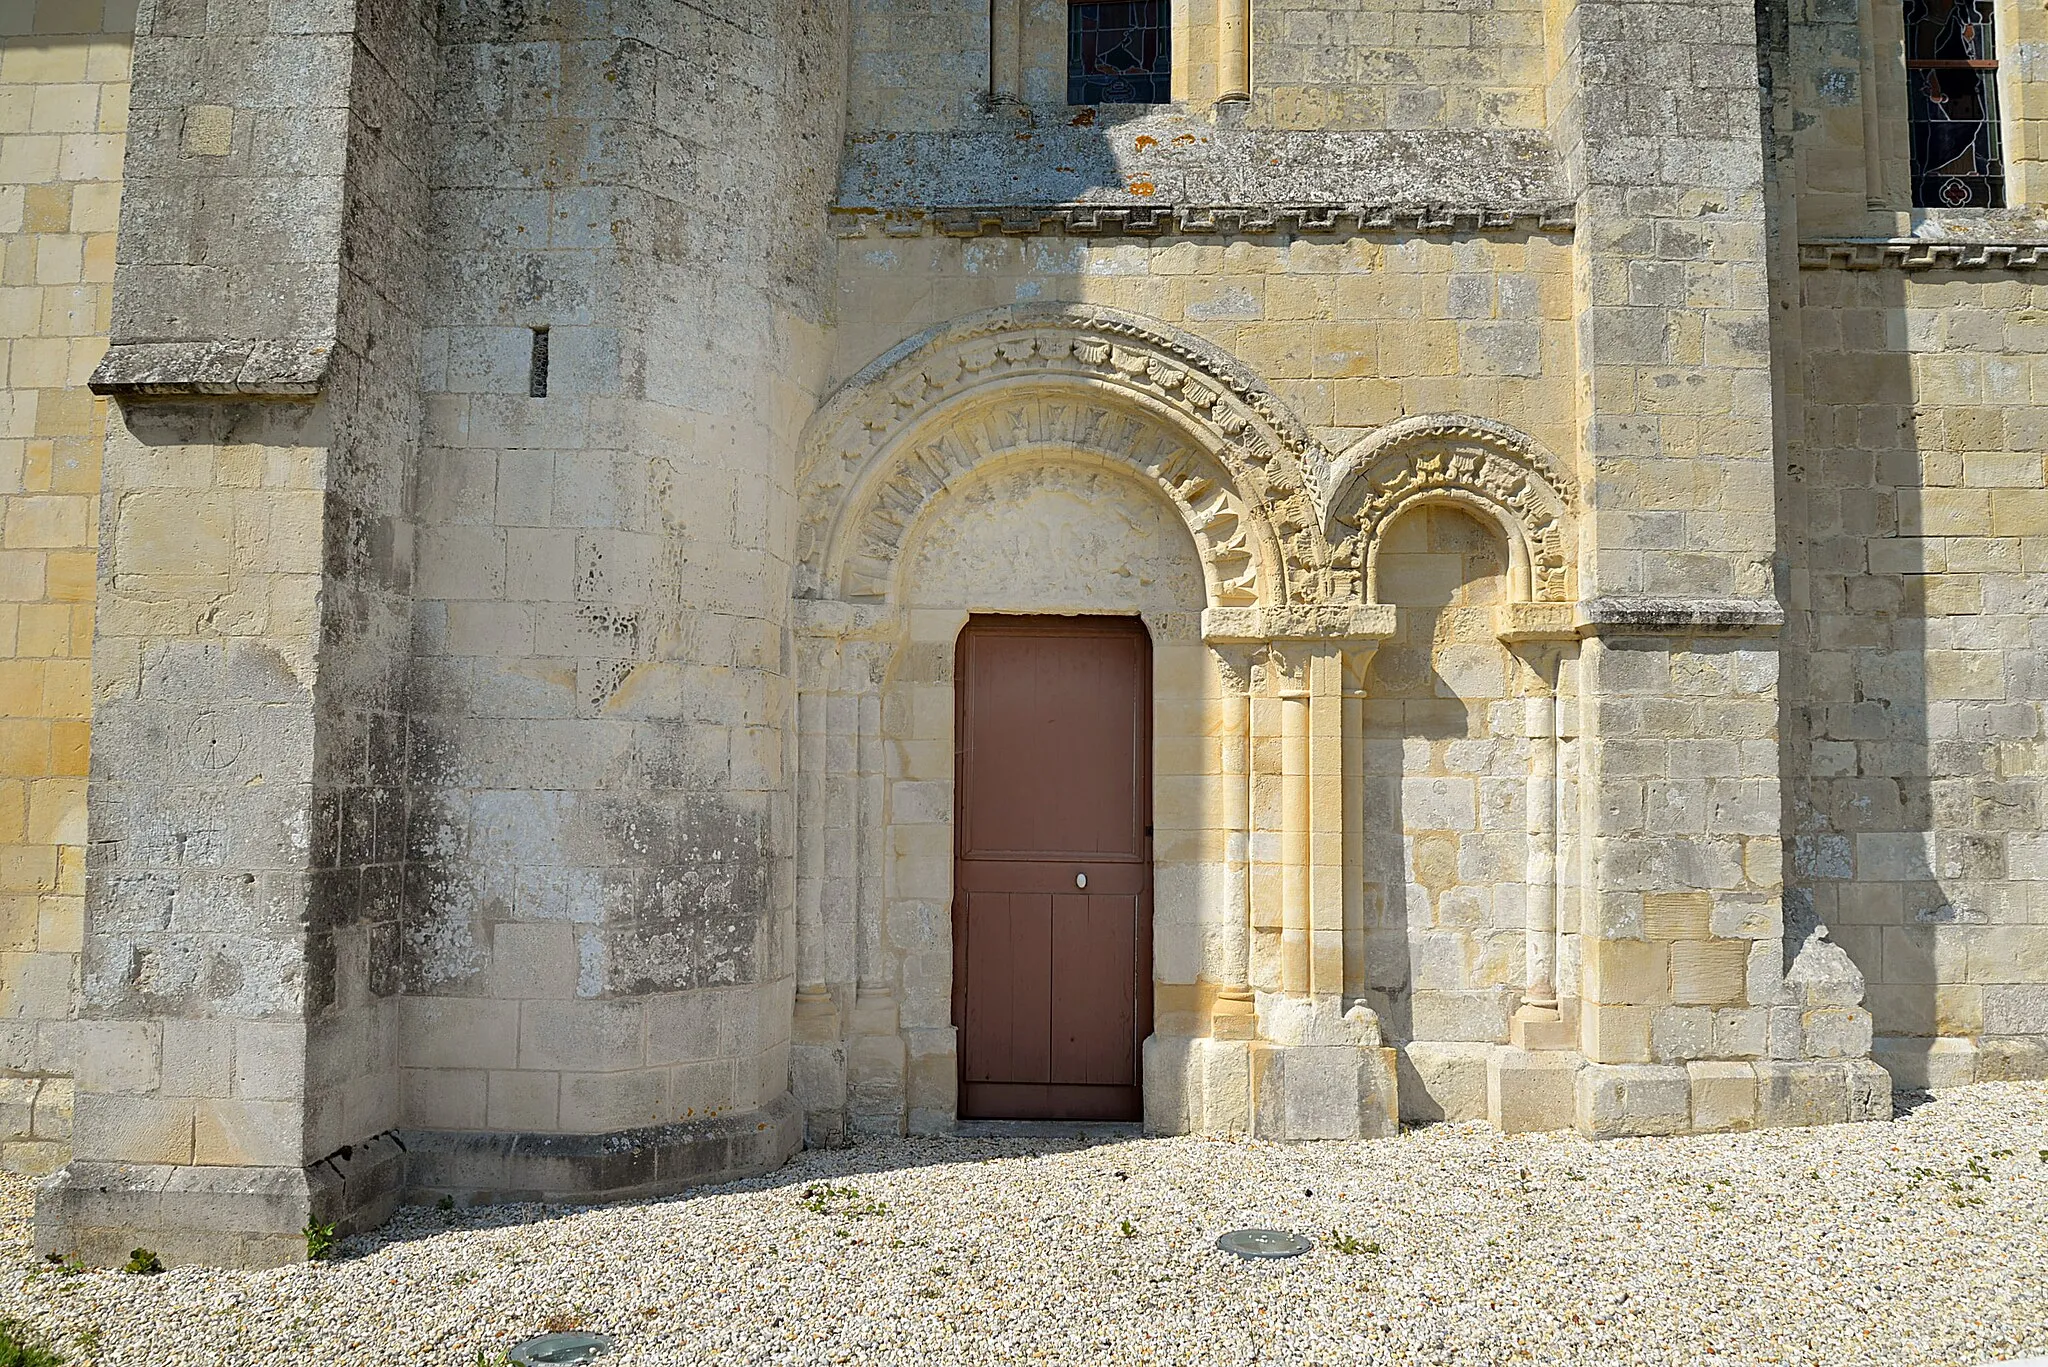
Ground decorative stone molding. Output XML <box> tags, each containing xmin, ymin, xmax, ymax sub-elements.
<box><xmin>796</xmin><ymin>305</ymin><xmax>1338</xmax><ymax>609</ymax></box>
<box><xmin>1576</xmin><ymin>595</ymin><xmax>1786</xmax><ymax>634</ymax></box>
<box><xmin>1798</xmin><ymin>240</ymin><xmax>2048</xmax><ymax>270</ymax></box>
<box><xmin>831</xmin><ymin>204</ymin><xmax>1577</xmax><ymax>241</ymax></box>
<box><xmin>1201</xmin><ymin>604</ymin><xmax>1396</xmax><ymax>643</ymax></box>
<box><xmin>791</xmin><ymin>599</ymin><xmax>898</xmax><ymax>641</ymax></box>
<box><xmin>1325</xmin><ymin>414</ymin><xmax>1577</xmax><ymax>605</ymax></box>
<box><xmin>89</xmin><ymin>338</ymin><xmax>333</xmax><ymax>398</ymax></box>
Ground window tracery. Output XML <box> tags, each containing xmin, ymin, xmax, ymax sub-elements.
<box><xmin>1067</xmin><ymin>1</ymin><xmax>1172</xmax><ymax>104</ymax></box>
<box><xmin>1905</xmin><ymin>0</ymin><xmax>2005</xmax><ymax>208</ymax></box>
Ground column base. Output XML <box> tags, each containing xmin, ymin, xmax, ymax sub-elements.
<box><xmin>35</xmin><ymin>1132</ymin><xmax>405</xmax><ymax>1270</ymax></box>
<box><xmin>1144</xmin><ymin>1033</ymin><xmax>1251</xmax><ymax>1135</ymax></box>
<box><xmin>1488</xmin><ymin>1046</ymin><xmax>1583</xmax><ymax>1133</ymax></box>
<box><xmin>791</xmin><ymin>988</ymin><xmax>849</xmax><ymax>1147</ymax></box>
<box><xmin>1510</xmin><ymin>1001</ymin><xmax>1577</xmax><ymax>1051</ymax></box>
<box><xmin>1574</xmin><ymin>1059</ymin><xmax>1892</xmax><ymax>1138</ymax></box>
<box><xmin>1246</xmin><ymin>997</ymin><xmax>1398</xmax><ymax>1140</ymax></box>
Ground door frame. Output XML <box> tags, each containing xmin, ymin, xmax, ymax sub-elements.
<box><xmin>950</xmin><ymin>613</ymin><xmax>1155</xmax><ymax>1121</ymax></box>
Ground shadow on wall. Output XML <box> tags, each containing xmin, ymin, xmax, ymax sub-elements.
<box><xmin>1783</xmin><ymin>259</ymin><xmax>2047</xmax><ymax>1085</ymax></box>
<box><xmin>1351</xmin><ymin>506</ymin><xmax>1520</xmax><ymax>1092</ymax></box>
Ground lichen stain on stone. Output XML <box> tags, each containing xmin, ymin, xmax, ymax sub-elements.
<box><xmin>1128</xmin><ymin>180</ymin><xmax>1157</xmax><ymax>196</ymax></box>
<box><xmin>401</xmin><ymin>893</ymin><xmax>487</xmax><ymax>992</ymax></box>
<box><xmin>580</xmin><ymin>788</ymin><xmax>770</xmax><ymax>997</ymax></box>
<box><xmin>1133</xmin><ymin>135</ymin><xmax>1158</xmax><ymax>151</ymax></box>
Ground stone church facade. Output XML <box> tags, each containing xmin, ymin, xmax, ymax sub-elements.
<box><xmin>0</xmin><ymin>0</ymin><xmax>2044</xmax><ymax>1265</ymax></box>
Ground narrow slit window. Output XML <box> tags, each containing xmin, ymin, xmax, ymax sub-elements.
<box><xmin>1067</xmin><ymin>1</ymin><xmax>1171</xmax><ymax>105</ymax></box>
<box><xmin>1905</xmin><ymin>0</ymin><xmax>2005</xmax><ymax>207</ymax></box>
<box><xmin>529</xmin><ymin>326</ymin><xmax>550</xmax><ymax>398</ymax></box>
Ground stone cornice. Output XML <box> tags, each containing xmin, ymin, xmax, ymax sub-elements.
<box><xmin>1798</xmin><ymin>240</ymin><xmax>2048</xmax><ymax>270</ymax></box>
<box><xmin>89</xmin><ymin>339</ymin><xmax>332</xmax><ymax>398</ymax></box>
<box><xmin>832</xmin><ymin>204</ymin><xmax>1576</xmax><ymax>240</ymax></box>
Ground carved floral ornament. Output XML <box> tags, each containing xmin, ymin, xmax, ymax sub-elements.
<box><xmin>793</xmin><ymin>306</ymin><xmax>1578</xmax><ymax>619</ymax></box>
<box><xmin>1325</xmin><ymin>414</ymin><xmax>1578</xmax><ymax>607</ymax></box>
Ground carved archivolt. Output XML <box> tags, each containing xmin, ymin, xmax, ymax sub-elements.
<box><xmin>796</xmin><ymin>305</ymin><xmax>1336</xmax><ymax>609</ymax></box>
<box><xmin>1326</xmin><ymin>414</ymin><xmax>1577</xmax><ymax>605</ymax></box>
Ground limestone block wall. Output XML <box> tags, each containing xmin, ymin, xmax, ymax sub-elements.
<box><xmin>1248</xmin><ymin>0</ymin><xmax>1547</xmax><ymax>131</ymax></box>
<box><xmin>0</xmin><ymin>0</ymin><xmax>129</xmax><ymax>1176</ymax></box>
<box><xmin>399</xmin><ymin>0</ymin><xmax>848</xmax><ymax>1140</ymax></box>
<box><xmin>828</xmin><ymin>229</ymin><xmax>1578</xmax><ymax>459</ymax></box>
<box><xmin>29</xmin><ymin>0</ymin><xmax>444</xmax><ymax>1265</ymax></box>
<box><xmin>1786</xmin><ymin>262</ymin><xmax>2048</xmax><ymax>1085</ymax></box>
<box><xmin>1358</xmin><ymin>507</ymin><xmax>1538</xmax><ymax>1043</ymax></box>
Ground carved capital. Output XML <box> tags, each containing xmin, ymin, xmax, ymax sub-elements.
<box><xmin>1495</xmin><ymin>601</ymin><xmax>1578</xmax><ymax>644</ymax></box>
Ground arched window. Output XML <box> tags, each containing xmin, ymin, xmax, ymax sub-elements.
<box><xmin>1905</xmin><ymin>0</ymin><xmax>2005</xmax><ymax>207</ymax></box>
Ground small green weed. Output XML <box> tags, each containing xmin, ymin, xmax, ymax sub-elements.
<box><xmin>799</xmin><ymin>1183</ymin><xmax>886</xmax><ymax>1219</ymax></box>
<box><xmin>1118</xmin><ymin>1219</ymin><xmax>1137</xmax><ymax>1238</ymax></box>
<box><xmin>1327</xmin><ymin>1230</ymin><xmax>1379</xmax><ymax>1255</ymax></box>
<box><xmin>119</xmin><ymin>1249</ymin><xmax>161</xmax><ymax>1276</ymax></box>
<box><xmin>0</xmin><ymin>1316</ymin><xmax>67</xmax><ymax>1367</ymax></box>
<box><xmin>437</xmin><ymin>1196</ymin><xmax>456</xmax><ymax>1213</ymax></box>
<box><xmin>303</xmin><ymin>1221</ymin><xmax>339</xmax><ymax>1262</ymax></box>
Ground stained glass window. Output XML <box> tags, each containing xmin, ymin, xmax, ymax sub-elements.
<box><xmin>1905</xmin><ymin>0</ymin><xmax>2005</xmax><ymax>208</ymax></box>
<box><xmin>1067</xmin><ymin>2</ymin><xmax>1171</xmax><ymax>105</ymax></box>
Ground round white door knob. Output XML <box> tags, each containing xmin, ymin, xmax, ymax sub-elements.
<box><xmin>1075</xmin><ymin>872</ymin><xmax>1087</xmax><ymax>889</ymax></box>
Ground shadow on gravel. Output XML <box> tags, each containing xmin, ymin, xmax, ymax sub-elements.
<box><xmin>1891</xmin><ymin>1088</ymin><xmax>1938</xmax><ymax>1118</ymax></box>
<box><xmin>338</xmin><ymin>1126</ymin><xmax>1155</xmax><ymax>1260</ymax></box>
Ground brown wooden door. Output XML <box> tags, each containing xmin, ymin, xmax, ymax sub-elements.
<box><xmin>953</xmin><ymin>615</ymin><xmax>1152</xmax><ymax>1122</ymax></box>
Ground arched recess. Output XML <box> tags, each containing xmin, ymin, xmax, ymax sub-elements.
<box><xmin>1325</xmin><ymin>414</ymin><xmax>1578</xmax><ymax>605</ymax></box>
<box><xmin>795</xmin><ymin>304</ymin><xmax>1337</xmax><ymax>610</ymax></box>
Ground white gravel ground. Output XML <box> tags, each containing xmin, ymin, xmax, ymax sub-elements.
<box><xmin>1</xmin><ymin>1081</ymin><xmax>2044</xmax><ymax>1367</ymax></box>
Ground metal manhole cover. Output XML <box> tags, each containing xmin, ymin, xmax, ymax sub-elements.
<box><xmin>509</xmin><ymin>1332</ymin><xmax>614</xmax><ymax>1365</ymax></box>
<box><xmin>1216</xmin><ymin>1227</ymin><xmax>1313</xmax><ymax>1259</ymax></box>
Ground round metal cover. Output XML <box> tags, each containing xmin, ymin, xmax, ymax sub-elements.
<box><xmin>1215</xmin><ymin>1227</ymin><xmax>1313</xmax><ymax>1259</ymax></box>
<box><xmin>509</xmin><ymin>1332</ymin><xmax>614</xmax><ymax>1365</ymax></box>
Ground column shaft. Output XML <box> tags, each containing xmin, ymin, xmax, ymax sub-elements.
<box><xmin>1523</xmin><ymin>657</ymin><xmax>1560</xmax><ymax>1009</ymax></box>
<box><xmin>1279</xmin><ymin>682</ymin><xmax>1311</xmax><ymax>997</ymax></box>
<box><xmin>1217</xmin><ymin>0</ymin><xmax>1251</xmax><ymax>100</ymax></box>
<box><xmin>990</xmin><ymin>0</ymin><xmax>1022</xmax><ymax>102</ymax></box>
